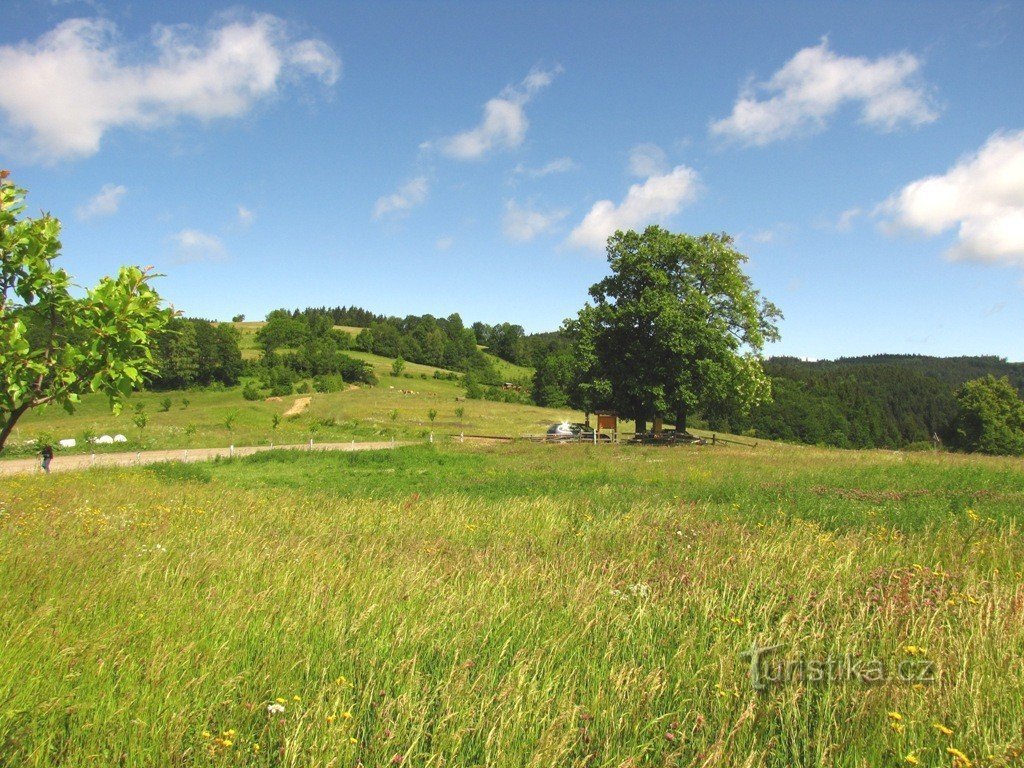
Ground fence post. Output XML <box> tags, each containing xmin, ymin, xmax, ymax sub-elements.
<box><xmin>429</xmin><ymin>432</ymin><xmax>434</xmax><ymax>444</ymax></box>
<box><xmin>712</xmin><ymin>434</ymin><xmax>717</xmax><ymax>446</ymax></box>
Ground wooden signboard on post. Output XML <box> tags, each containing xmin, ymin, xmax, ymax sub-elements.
<box><xmin>596</xmin><ymin>412</ymin><xmax>618</xmax><ymax>442</ymax></box>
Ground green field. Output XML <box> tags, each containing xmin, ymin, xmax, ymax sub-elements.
<box><xmin>1</xmin><ymin>348</ymin><xmax>568</xmax><ymax>459</ymax></box>
<box><xmin>1</xmin><ymin>439</ymin><xmax>1022</xmax><ymax>766</ymax></box>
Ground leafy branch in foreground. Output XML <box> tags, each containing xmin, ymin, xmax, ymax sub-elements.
<box><xmin>0</xmin><ymin>171</ymin><xmax>173</xmax><ymax>452</ymax></box>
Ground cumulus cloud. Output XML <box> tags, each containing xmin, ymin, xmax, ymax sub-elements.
<box><xmin>568</xmin><ymin>165</ymin><xmax>701</xmax><ymax>251</ymax></box>
<box><xmin>502</xmin><ymin>199</ymin><xmax>568</xmax><ymax>242</ymax></box>
<box><xmin>710</xmin><ymin>39</ymin><xmax>937</xmax><ymax>146</ymax></box>
<box><xmin>513</xmin><ymin>156</ymin><xmax>577</xmax><ymax>177</ymax></box>
<box><xmin>373</xmin><ymin>176</ymin><xmax>429</xmax><ymax>220</ymax></box>
<box><xmin>0</xmin><ymin>13</ymin><xmax>340</xmax><ymax>162</ymax></box>
<box><xmin>879</xmin><ymin>130</ymin><xmax>1024</xmax><ymax>266</ymax></box>
<box><xmin>172</xmin><ymin>229</ymin><xmax>226</xmax><ymax>263</ymax></box>
<box><xmin>439</xmin><ymin>66</ymin><xmax>560</xmax><ymax>161</ymax></box>
<box><xmin>628</xmin><ymin>143</ymin><xmax>668</xmax><ymax>177</ymax></box>
<box><xmin>75</xmin><ymin>183</ymin><xmax>126</xmax><ymax>220</ymax></box>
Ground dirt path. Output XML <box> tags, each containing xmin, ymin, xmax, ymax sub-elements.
<box><xmin>0</xmin><ymin>440</ymin><xmax>413</xmax><ymax>477</ymax></box>
<box><xmin>284</xmin><ymin>396</ymin><xmax>311</xmax><ymax>417</ymax></box>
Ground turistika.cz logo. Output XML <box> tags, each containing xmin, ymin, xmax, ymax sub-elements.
<box><xmin>740</xmin><ymin>642</ymin><xmax>938</xmax><ymax>691</ymax></box>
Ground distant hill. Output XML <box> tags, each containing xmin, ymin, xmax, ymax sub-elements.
<box><xmin>729</xmin><ymin>355</ymin><xmax>1024</xmax><ymax>449</ymax></box>
<box><xmin>769</xmin><ymin>354</ymin><xmax>1024</xmax><ymax>392</ymax></box>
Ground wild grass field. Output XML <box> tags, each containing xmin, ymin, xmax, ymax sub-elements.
<box><xmin>2</xmin><ymin>440</ymin><xmax>1022</xmax><ymax>767</ymax></box>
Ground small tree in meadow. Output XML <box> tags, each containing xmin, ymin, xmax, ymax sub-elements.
<box><xmin>272</xmin><ymin>413</ymin><xmax>281</xmax><ymax>431</ymax></box>
<box><xmin>391</xmin><ymin>357</ymin><xmax>405</xmax><ymax>377</ymax></box>
<box><xmin>132</xmin><ymin>403</ymin><xmax>148</xmax><ymax>440</ymax></box>
<box><xmin>455</xmin><ymin>406</ymin><xmax>465</xmax><ymax>424</ymax></box>
<box><xmin>428</xmin><ymin>408</ymin><xmax>437</xmax><ymax>423</ymax></box>
<box><xmin>181</xmin><ymin>397</ymin><xmax>190</xmax><ymax>410</ymax></box>
<box><xmin>160</xmin><ymin>396</ymin><xmax>172</xmax><ymax>412</ymax></box>
<box><xmin>224</xmin><ymin>410</ymin><xmax>238</xmax><ymax>434</ymax></box>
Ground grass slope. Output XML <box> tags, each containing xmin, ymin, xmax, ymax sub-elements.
<box><xmin>1</xmin><ymin>441</ymin><xmax>1022</xmax><ymax>765</ymax></box>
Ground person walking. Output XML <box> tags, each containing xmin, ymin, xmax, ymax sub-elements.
<box><xmin>40</xmin><ymin>444</ymin><xmax>53</xmax><ymax>474</ymax></box>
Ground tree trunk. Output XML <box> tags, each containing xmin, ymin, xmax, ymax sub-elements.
<box><xmin>0</xmin><ymin>404</ymin><xmax>30</xmax><ymax>453</ymax></box>
<box><xmin>675</xmin><ymin>405</ymin><xmax>688</xmax><ymax>433</ymax></box>
<box><xmin>635</xmin><ymin>415</ymin><xmax>647</xmax><ymax>435</ymax></box>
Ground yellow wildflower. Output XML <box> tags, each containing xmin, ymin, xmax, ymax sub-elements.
<box><xmin>905</xmin><ymin>754</ymin><xmax>920</xmax><ymax>766</ymax></box>
<box><xmin>888</xmin><ymin>711</ymin><xmax>903</xmax><ymax>722</ymax></box>
<box><xmin>933</xmin><ymin>723</ymin><xmax>953</xmax><ymax>736</ymax></box>
<box><xmin>946</xmin><ymin>747</ymin><xmax>971</xmax><ymax>766</ymax></box>
<box><xmin>342</xmin><ymin>711</ymin><xmax>353</xmax><ymax>720</ymax></box>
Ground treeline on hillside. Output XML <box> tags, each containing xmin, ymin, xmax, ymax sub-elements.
<box><xmin>736</xmin><ymin>361</ymin><xmax>959</xmax><ymax>448</ymax></box>
<box><xmin>254</xmin><ymin>308</ymin><xmax>535</xmax><ymax>402</ymax></box>
<box><xmin>270</xmin><ymin>305</ymin><xmax>389</xmax><ymax>327</ymax></box>
<box><xmin>151</xmin><ymin>318</ymin><xmax>243</xmax><ymax>389</ymax></box>
<box><xmin>532</xmin><ymin>341</ymin><xmax>1024</xmax><ymax>450</ymax></box>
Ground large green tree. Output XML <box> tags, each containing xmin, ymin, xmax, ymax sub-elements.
<box><xmin>952</xmin><ymin>375</ymin><xmax>1024</xmax><ymax>456</ymax></box>
<box><xmin>0</xmin><ymin>172</ymin><xmax>172</xmax><ymax>452</ymax></box>
<box><xmin>570</xmin><ymin>226</ymin><xmax>781</xmax><ymax>432</ymax></box>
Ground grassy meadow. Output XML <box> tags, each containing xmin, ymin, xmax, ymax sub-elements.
<box><xmin>2</xmin><ymin>348</ymin><xmax>569</xmax><ymax>459</ymax></box>
<box><xmin>2</xmin><ymin>439</ymin><xmax>1023</xmax><ymax>766</ymax></box>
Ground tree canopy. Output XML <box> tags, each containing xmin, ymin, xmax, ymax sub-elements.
<box><xmin>951</xmin><ymin>375</ymin><xmax>1024</xmax><ymax>456</ymax></box>
<box><xmin>0</xmin><ymin>171</ymin><xmax>172</xmax><ymax>451</ymax></box>
<box><xmin>560</xmin><ymin>227</ymin><xmax>781</xmax><ymax>432</ymax></box>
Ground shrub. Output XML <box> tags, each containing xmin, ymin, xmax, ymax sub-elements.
<box><xmin>296</xmin><ymin>381</ymin><xmax>311</xmax><ymax>394</ymax></box>
<box><xmin>313</xmin><ymin>374</ymin><xmax>346</xmax><ymax>393</ymax></box>
<box><xmin>242</xmin><ymin>382</ymin><xmax>262</xmax><ymax>401</ymax></box>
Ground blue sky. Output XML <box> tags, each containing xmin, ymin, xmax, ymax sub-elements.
<box><xmin>2</xmin><ymin>1</ymin><xmax>1023</xmax><ymax>361</ymax></box>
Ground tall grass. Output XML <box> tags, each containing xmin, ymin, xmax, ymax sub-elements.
<box><xmin>1</xmin><ymin>442</ymin><xmax>1022</xmax><ymax>766</ymax></box>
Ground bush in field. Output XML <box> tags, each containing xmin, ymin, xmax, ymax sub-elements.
<box><xmin>242</xmin><ymin>382</ymin><xmax>262</xmax><ymax>401</ymax></box>
<box><xmin>391</xmin><ymin>357</ymin><xmax>406</xmax><ymax>377</ymax></box>
<box><xmin>313</xmin><ymin>375</ymin><xmax>346</xmax><ymax>393</ymax></box>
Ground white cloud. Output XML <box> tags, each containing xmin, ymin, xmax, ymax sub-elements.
<box><xmin>75</xmin><ymin>183</ymin><xmax>126</xmax><ymax>219</ymax></box>
<box><xmin>628</xmin><ymin>143</ymin><xmax>668</xmax><ymax>177</ymax></box>
<box><xmin>172</xmin><ymin>228</ymin><xmax>226</xmax><ymax>263</ymax></box>
<box><xmin>0</xmin><ymin>14</ymin><xmax>340</xmax><ymax>162</ymax></box>
<box><xmin>373</xmin><ymin>176</ymin><xmax>429</xmax><ymax>220</ymax></box>
<box><xmin>750</xmin><ymin>229</ymin><xmax>775</xmax><ymax>244</ymax></box>
<box><xmin>513</xmin><ymin>156</ymin><xmax>577</xmax><ymax>177</ymax></box>
<box><xmin>710</xmin><ymin>39</ymin><xmax>937</xmax><ymax>146</ymax></box>
<box><xmin>237</xmin><ymin>205</ymin><xmax>255</xmax><ymax>227</ymax></box>
<box><xmin>835</xmin><ymin>207</ymin><xmax>863</xmax><ymax>232</ymax></box>
<box><xmin>568</xmin><ymin>165</ymin><xmax>701</xmax><ymax>251</ymax></box>
<box><xmin>435</xmin><ymin>236</ymin><xmax>454</xmax><ymax>250</ymax></box>
<box><xmin>879</xmin><ymin>130</ymin><xmax>1024</xmax><ymax>266</ymax></box>
<box><xmin>439</xmin><ymin>66</ymin><xmax>560</xmax><ymax>161</ymax></box>
<box><xmin>502</xmin><ymin>199</ymin><xmax>568</xmax><ymax>242</ymax></box>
